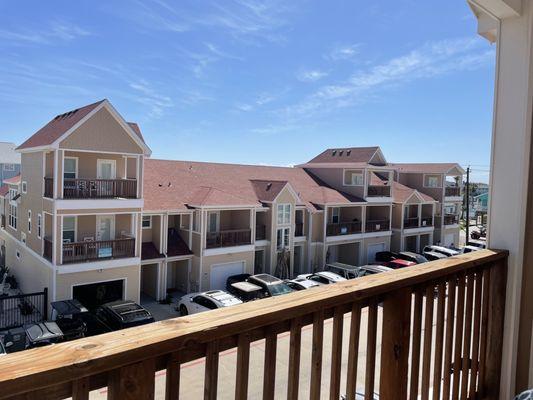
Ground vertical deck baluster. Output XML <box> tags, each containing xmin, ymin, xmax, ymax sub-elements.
<box><xmin>310</xmin><ymin>310</ymin><xmax>325</xmax><ymax>400</ymax></box>
<box><xmin>287</xmin><ymin>318</ymin><xmax>302</xmax><ymax>400</ymax></box>
<box><xmin>72</xmin><ymin>377</ymin><xmax>89</xmax><ymax>400</ymax></box>
<box><xmin>108</xmin><ymin>359</ymin><xmax>156</xmax><ymax>400</ymax></box>
<box><xmin>460</xmin><ymin>273</ymin><xmax>475</xmax><ymax>399</ymax></box>
<box><xmin>409</xmin><ymin>289</ymin><xmax>423</xmax><ymax>400</ymax></box>
<box><xmin>442</xmin><ymin>277</ymin><xmax>457</xmax><ymax>400</ymax></box>
<box><xmin>421</xmin><ymin>285</ymin><xmax>435</xmax><ymax>400</ymax></box>
<box><xmin>330</xmin><ymin>307</ymin><xmax>344</xmax><ymax>400</ymax></box>
<box><xmin>468</xmin><ymin>271</ymin><xmax>483</xmax><ymax>399</ymax></box>
<box><xmin>452</xmin><ymin>273</ymin><xmax>466</xmax><ymax>400</ymax></box>
<box><xmin>477</xmin><ymin>268</ymin><xmax>490</xmax><ymax>398</ymax></box>
<box><xmin>262</xmin><ymin>329</ymin><xmax>277</xmax><ymax>400</ymax></box>
<box><xmin>165</xmin><ymin>353</ymin><xmax>180</xmax><ymax>400</ymax></box>
<box><xmin>204</xmin><ymin>341</ymin><xmax>219</xmax><ymax>400</ymax></box>
<box><xmin>365</xmin><ymin>302</ymin><xmax>378</xmax><ymax>400</ymax></box>
<box><xmin>432</xmin><ymin>281</ymin><xmax>446</xmax><ymax>400</ymax></box>
<box><xmin>346</xmin><ymin>304</ymin><xmax>362</xmax><ymax>400</ymax></box>
<box><xmin>235</xmin><ymin>333</ymin><xmax>251</xmax><ymax>400</ymax></box>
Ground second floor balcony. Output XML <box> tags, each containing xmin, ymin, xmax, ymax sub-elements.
<box><xmin>444</xmin><ymin>214</ymin><xmax>459</xmax><ymax>226</ymax></box>
<box><xmin>326</xmin><ymin>221</ymin><xmax>362</xmax><ymax>236</ymax></box>
<box><xmin>44</xmin><ymin>177</ymin><xmax>137</xmax><ymax>199</ymax></box>
<box><xmin>445</xmin><ymin>186</ymin><xmax>462</xmax><ymax>197</ymax></box>
<box><xmin>366</xmin><ymin>219</ymin><xmax>390</xmax><ymax>232</ymax></box>
<box><xmin>206</xmin><ymin>229</ymin><xmax>252</xmax><ymax>249</ymax></box>
<box><xmin>367</xmin><ymin>185</ymin><xmax>391</xmax><ymax>197</ymax></box>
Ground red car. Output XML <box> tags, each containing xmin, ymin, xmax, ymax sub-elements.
<box><xmin>386</xmin><ymin>259</ymin><xmax>416</xmax><ymax>269</ymax></box>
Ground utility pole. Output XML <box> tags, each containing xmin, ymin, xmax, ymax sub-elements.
<box><xmin>465</xmin><ymin>166</ymin><xmax>470</xmax><ymax>244</ymax></box>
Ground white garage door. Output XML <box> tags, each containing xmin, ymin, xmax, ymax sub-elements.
<box><xmin>444</xmin><ymin>233</ymin><xmax>455</xmax><ymax>247</ymax></box>
<box><xmin>210</xmin><ymin>261</ymin><xmax>245</xmax><ymax>290</ymax></box>
<box><xmin>367</xmin><ymin>243</ymin><xmax>386</xmax><ymax>263</ymax></box>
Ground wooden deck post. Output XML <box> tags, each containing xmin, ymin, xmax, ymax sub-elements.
<box><xmin>108</xmin><ymin>358</ymin><xmax>156</xmax><ymax>400</ymax></box>
<box><xmin>379</xmin><ymin>288</ymin><xmax>412</xmax><ymax>400</ymax></box>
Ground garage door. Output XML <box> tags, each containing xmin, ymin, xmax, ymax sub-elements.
<box><xmin>367</xmin><ymin>243</ymin><xmax>386</xmax><ymax>263</ymax></box>
<box><xmin>444</xmin><ymin>233</ymin><xmax>455</xmax><ymax>247</ymax></box>
<box><xmin>73</xmin><ymin>279</ymin><xmax>124</xmax><ymax>310</ymax></box>
<box><xmin>210</xmin><ymin>262</ymin><xmax>245</xmax><ymax>290</ymax></box>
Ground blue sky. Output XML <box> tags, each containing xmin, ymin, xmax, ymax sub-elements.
<box><xmin>0</xmin><ymin>1</ymin><xmax>494</xmax><ymax>182</ymax></box>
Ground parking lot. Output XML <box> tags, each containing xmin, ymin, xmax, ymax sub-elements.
<box><xmin>87</xmin><ymin>308</ymin><xmax>383</xmax><ymax>399</ymax></box>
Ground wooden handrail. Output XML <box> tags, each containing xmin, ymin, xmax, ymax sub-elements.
<box><xmin>62</xmin><ymin>238</ymin><xmax>135</xmax><ymax>264</ymax></box>
<box><xmin>0</xmin><ymin>249</ymin><xmax>508</xmax><ymax>400</ymax></box>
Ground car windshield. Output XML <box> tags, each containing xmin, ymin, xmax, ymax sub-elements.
<box><xmin>268</xmin><ymin>283</ymin><xmax>293</xmax><ymax>296</ymax></box>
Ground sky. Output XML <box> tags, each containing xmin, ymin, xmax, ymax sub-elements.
<box><xmin>0</xmin><ymin>1</ymin><xmax>495</xmax><ymax>182</ymax></box>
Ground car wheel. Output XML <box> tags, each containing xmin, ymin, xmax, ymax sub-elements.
<box><xmin>179</xmin><ymin>305</ymin><xmax>188</xmax><ymax>316</ymax></box>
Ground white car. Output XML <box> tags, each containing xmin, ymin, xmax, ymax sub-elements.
<box><xmin>297</xmin><ymin>271</ymin><xmax>347</xmax><ymax>285</ymax></box>
<box><xmin>423</xmin><ymin>245</ymin><xmax>460</xmax><ymax>257</ymax></box>
<box><xmin>178</xmin><ymin>290</ymin><xmax>242</xmax><ymax>316</ymax></box>
<box><xmin>285</xmin><ymin>277</ymin><xmax>323</xmax><ymax>291</ymax></box>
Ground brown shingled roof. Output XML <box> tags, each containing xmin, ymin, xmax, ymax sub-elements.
<box><xmin>250</xmin><ymin>180</ymin><xmax>290</xmax><ymax>202</ymax></box>
<box><xmin>143</xmin><ymin>159</ymin><xmax>363</xmax><ymax>212</ymax></box>
<box><xmin>0</xmin><ymin>185</ymin><xmax>8</xmax><ymax>197</ymax></box>
<box><xmin>392</xmin><ymin>181</ymin><xmax>436</xmax><ymax>203</ymax></box>
<box><xmin>307</xmin><ymin>146</ymin><xmax>382</xmax><ymax>164</ymax></box>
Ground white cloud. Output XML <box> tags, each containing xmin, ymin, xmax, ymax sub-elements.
<box><xmin>296</xmin><ymin>69</ymin><xmax>328</xmax><ymax>82</ymax></box>
<box><xmin>327</xmin><ymin>44</ymin><xmax>361</xmax><ymax>61</ymax></box>
<box><xmin>0</xmin><ymin>21</ymin><xmax>90</xmax><ymax>45</ymax></box>
<box><xmin>129</xmin><ymin>80</ymin><xmax>174</xmax><ymax>118</ymax></box>
<box><xmin>284</xmin><ymin>37</ymin><xmax>494</xmax><ymax>119</ymax></box>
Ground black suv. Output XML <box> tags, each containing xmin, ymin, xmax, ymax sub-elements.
<box><xmin>95</xmin><ymin>300</ymin><xmax>154</xmax><ymax>331</ymax></box>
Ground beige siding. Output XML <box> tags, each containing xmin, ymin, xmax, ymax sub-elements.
<box><xmin>201</xmin><ymin>251</ymin><xmax>255</xmax><ymax>290</ymax></box>
<box><xmin>306</xmin><ymin>167</ymin><xmax>365</xmax><ymax>199</ymax></box>
<box><xmin>59</xmin><ymin>107</ymin><xmax>144</xmax><ymax>154</ymax></box>
<box><xmin>63</xmin><ymin>151</ymin><xmax>128</xmax><ymax>180</ymax></box>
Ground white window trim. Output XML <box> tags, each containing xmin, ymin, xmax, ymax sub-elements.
<box><xmin>21</xmin><ymin>181</ymin><xmax>27</xmax><ymax>193</ymax></box>
<box><xmin>97</xmin><ymin>159</ymin><xmax>117</xmax><ymax>179</ymax></box>
<box><xmin>343</xmin><ymin>169</ymin><xmax>364</xmax><ymax>186</ymax></box>
<box><xmin>8</xmin><ymin>203</ymin><xmax>17</xmax><ymax>230</ymax></box>
<box><xmin>64</xmin><ymin>156</ymin><xmax>79</xmax><ymax>179</ymax></box>
<box><xmin>276</xmin><ymin>227</ymin><xmax>290</xmax><ymax>250</ymax></box>
<box><xmin>142</xmin><ymin>215</ymin><xmax>152</xmax><ymax>229</ymax></box>
<box><xmin>28</xmin><ymin>210</ymin><xmax>31</xmax><ymax>233</ymax></box>
<box><xmin>277</xmin><ymin>204</ymin><xmax>291</xmax><ymax>226</ymax></box>
<box><xmin>37</xmin><ymin>213</ymin><xmax>42</xmax><ymax>239</ymax></box>
<box><xmin>331</xmin><ymin>207</ymin><xmax>340</xmax><ymax>224</ymax></box>
<box><xmin>207</xmin><ymin>211</ymin><xmax>220</xmax><ymax>233</ymax></box>
<box><xmin>3</xmin><ymin>164</ymin><xmax>15</xmax><ymax>172</ymax></box>
<box><xmin>423</xmin><ymin>174</ymin><xmax>442</xmax><ymax>188</ymax></box>
<box><xmin>62</xmin><ymin>215</ymin><xmax>78</xmax><ymax>243</ymax></box>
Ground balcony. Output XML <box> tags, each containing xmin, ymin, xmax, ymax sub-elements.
<box><xmin>445</xmin><ymin>186</ymin><xmax>462</xmax><ymax>197</ymax></box>
<box><xmin>61</xmin><ymin>238</ymin><xmax>135</xmax><ymax>264</ymax></box>
<box><xmin>43</xmin><ymin>238</ymin><xmax>53</xmax><ymax>262</ymax></box>
<box><xmin>0</xmin><ymin>250</ymin><xmax>507</xmax><ymax>400</ymax></box>
<box><xmin>326</xmin><ymin>221</ymin><xmax>362</xmax><ymax>236</ymax></box>
<box><xmin>206</xmin><ymin>229</ymin><xmax>252</xmax><ymax>249</ymax></box>
<box><xmin>366</xmin><ymin>219</ymin><xmax>390</xmax><ymax>232</ymax></box>
<box><xmin>255</xmin><ymin>224</ymin><xmax>266</xmax><ymax>241</ymax></box>
<box><xmin>44</xmin><ymin>177</ymin><xmax>137</xmax><ymax>199</ymax></box>
<box><xmin>403</xmin><ymin>217</ymin><xmax>419</xmax><ymax>229</ymax></box>
<box><xmin>421</xmin><ymin>216</ymin><xmax>433</xmax><ymax>227</ymax></box>
<box><xmin>444</xmin><ymin>214</ymin><xmax>459</xmax><ymax>226</ymax></box>
<box><xmin>367</xmin><ymin>185</ymin><xmax>391</xmax><ymax>197</ymax></box>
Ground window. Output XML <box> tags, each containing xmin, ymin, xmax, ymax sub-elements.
<box><xmin>207</xmin><ymin>212</ymin><xmax>220</xmax><ymax>233</ymax></box>
<box><xmin>193</xmin><ymin>211</ymin><xmax>200</xmax><ymax>232</ymax></box>
<box><xmin>8</xmin><ymin>189</ymin><xmax>17</xmax><ymax>201</ymax></box>
<box><xmin>37</xmin><ymin>214</ymin><xmax>42</xmax><ymax>239</ymax></box>
<box><xmin>8</xmin><ymin>203</ymin><xmax>17</xmax><ymax>229</ymax></box>
<box><xmin>344</xmin><ymin>170</ymin><xmax>364</xmax><ymax>186</ymax></box>
<box><xmin>3</xmin><ymin>164</ymin><xmax>15</xmax><ymax>172</ymax></box>
<box><xmin>21</xmin><ymin>181</ymin><xmax>27</xmax><ymax>193</ymax></box>
<box><xmin>16</xmin><ymin>250</ymin><xmax>20</xmax><ymax>259</ymax></box>
<box><xmin>142</xmin><ymin>216</ymin><xmax>152</xmax><ymax>229</ymax></box>
<box><xmin>276</xmin><ymin>227</ymin><xmax>290</xmax><ymax>250</ymax></box>
<box><xmin>425</xmin><ymin>175</ymin><xmax>441</xmax><ymax>188</ymax></box>
<box><xmin>64</xmin><ymin>157</ymin><xmax>78</xmax><ymax>180</ymax></box>
<box><xmin>62</xmin><ymin>216</ymin><xmax>76</xmax><ymax>243</ymax></box>
<box><xmin>21</xmin><ymin>232</ymin><xmax>26</xmax><ymax>244</ymax></box>
<box><xmin>331</xmin><ymin>207</ymin><xmax>340</xmax><ymax>224</ymax></box>
<box><xmin>277</xmin><ymin>204</ymin><xmax>291</xmax><ymax>225</ymax></box>
<box><xmin>27</xmin><ymin>210</ymin><xmax>31</xmax><ymax>233</ymax></box>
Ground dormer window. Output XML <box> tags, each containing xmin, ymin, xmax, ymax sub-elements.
<box><xmin>344</xmin><ymin>170</ymin><xmax>364</xmax><ymax>186</ymax></box>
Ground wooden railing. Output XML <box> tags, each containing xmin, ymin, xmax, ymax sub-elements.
<box><xmin>404</xmin><ymin>217</ymin><xmax>419</xmax><ymax>228</ymax></box>
<box><xmin>421</xmin><ymin>216</ymin><xmax>433</xmax><ymax>227</ymax></box>
<box><xmin>43</xmin><ymin>237</ymin><xmax>53</xmax><ymax>262</ymax></box>
<box><xmin>44</xmin><ymin>177</ymin><xmax>54</xmax><ymax>198</ymax></box>
<box><xmin>206</xmin><ymin>229</ymin><xmax>251</xmax><ymax>249</ymax></box>
<box><xmin>62</xmin><ymin>238</ymin><xmax>135</xmax><ymax>264</ymax></box>
<box><xmin>445</xmin><ymin>187</ymin><xmax>462</xmax><ymax>197</ymax></box>
<box><xmin>365</xmin><ymin>219</ymin><xmax>390</xmax><ymax>232</ymax></box>
<box><xmin>326</xmin><ymin>221</ymin><xmax>362</xmax><ymax>236</ymax></box>
<box><xmin>367</xmin><ymin>185</ymin><xmax>391</xmax><ymax>197</ymax></box>
<box><xmin>44</xmin><ymin>178</ymin><xmax>137</xmax><ymax>199</ymax></box>
<box><xmin>0</xmin><ymin>250</ymin><xmax>507</xmax><ymax>400</ymax></box>
<box><xmin>255</xmin><ymin>224</ymin><xmax>266</xmax><ymax>241</ymax></box>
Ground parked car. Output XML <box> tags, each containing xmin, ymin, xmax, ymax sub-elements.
<box><xmin>24</xmin><ymin>321</ymin><xmax>64</xmax><ymax>348</ymax></box>
<box><xmin>325</xmin><ymin>262</ymin><xmax>392</xmax><ymax>279</ymax></box>
<box><xmin>471</xmin><ymin>226</ymin><xmax>486</xmax><ymax>239</ymax></box>
<box><xmin>423</xmin><ymin>250</ymin><xmax>448</xmax><ymax>261</ymax></box>
<box><xmin>178</xmin><ymin>290</ymin><xmax>242</xmax><ymax>315</ymax></box>
<box><xmin>375</xmin><ymin>251</ymin><xmax>398</xmax><ymax>262</ymax></box>
<box><xmin>383</xmin><ymin>259</ymin><xmax>416</xmax><ymax>269</ymax></box>
<box><xmin>50</xmin><ymin>299</ymin><xmax>89</xmax><ymax>340</ymax></box>
<box><xmin>247</xmin><ymin>274</ymin><xmax>295</xmax><ymax>296</ymax></box>
<box><xmin>460</xmin><ymin>245</ymin><xmax>481</xmax><ymax>253</ymax></box>
<box><xmin>227</xmin><ymin>281</ymin><xmax>266</xmax><ymax>302</ymax></box>
<box><xmin>297</xmin><ymin>271</ymin><xmax>347</xmax><ymax>285</ymax></box>
<box><xmin>396</xmin><ymin>251</ymin><xmax>428</xmax><ymax>264</ymax></box>
<box><xmin>225</xmin><ymin>273</ymin><xmax>252</xmax><ymax>293</ymax></box>
<box><xmin>423</xmin><ymin>245</ymin><xmax>460</xmax><ymax>258</ymax></box>
<box><xmin>353</xmin><ymin>264</ymin><xmax>393</xmax><ymax>277</ymax></box>
<box><xmin>285</xmin><ymin>277</ymin><xmax>322</xmax><ymax>291</ymax></box>
<box><xmin>0</xmin><ymin>339</ymin><xmax>6</xmax><ymax>356</ymax></box>
<box><xmin>468</xmin><ymin>239</ymin><xmax>487</xmax><ymax>249</ymax></box>
<box><xmin>95</xmin><ymin>300</ymin><xmax>154</xmax><ymax>331</ymax></box>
